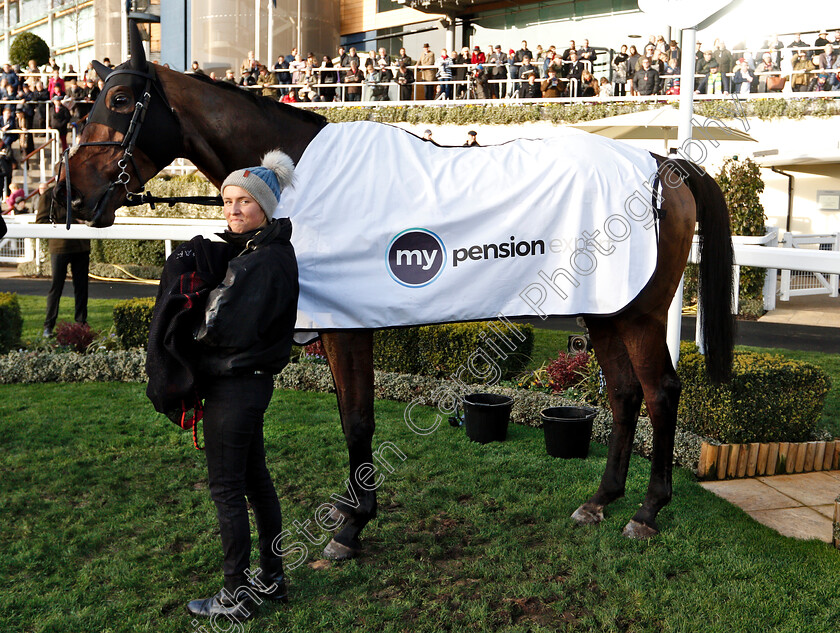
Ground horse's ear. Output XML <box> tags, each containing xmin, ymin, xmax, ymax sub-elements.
<box><xmin>128</xmin><ymin>20</ymin><xmax>147</xmax><ymax>70</ymax></box>
<box><xmin>92</xmin><ymin>60</ymin><xmax>112</xmax><ymax>81</ymax></box>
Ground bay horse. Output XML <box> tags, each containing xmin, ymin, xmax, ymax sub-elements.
<box><xmin>56</xmin><ymin>25</ymin><xmax>733</xmax><ymax>558</ymax></box>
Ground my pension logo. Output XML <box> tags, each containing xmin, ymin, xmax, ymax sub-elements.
<box><xmin>387</xmin><ymin>228</ymin><xmax>446</xmax><ymax>287</ymax></box>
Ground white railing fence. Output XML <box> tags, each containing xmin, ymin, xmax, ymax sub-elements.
<box><xmin>779</xmin><ymin>232</ymin><xmax>840</xmax><ymax>301</ymax></box>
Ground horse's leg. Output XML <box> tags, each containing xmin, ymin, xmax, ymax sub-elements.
<box><xmin>319</xmin><ymin>331</ymin><xmax>377</xmax><ymax>560</ymax></box>
<box><xmin>615</xmin><ymin>316</ymin><xmax>680</xmax><ymax>539</ymax></box>
<box><xmin>571</xmin><ymin>316</ymin><xmax>644</xmax><ymax>525</ymax></box>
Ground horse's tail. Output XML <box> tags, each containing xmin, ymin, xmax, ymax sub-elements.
<box><xmin>672</xmin><ymin>159</ymin><xmax>735</xmax><ymax>383</ymax></box>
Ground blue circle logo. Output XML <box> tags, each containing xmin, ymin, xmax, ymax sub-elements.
<box><xmin>386</xmin><ymin>228</ymin><xmax>446</xmax><ymax>287</ymax></box>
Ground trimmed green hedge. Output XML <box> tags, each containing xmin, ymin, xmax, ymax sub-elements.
<box><xmin>111</xmin><ymin>298</ymin><xmax>533</xmax><ymax>380</ymax></box>
<box><xmin>90</xmin><ymin>240</ymin><xmax>166</xmax><ymax>268</ymax></box>
<box><xmin>0</xmin><ymin>292</ymin><xmax>23</xmax><ymax>353</ymax></box>
<box><xmin>374</xmin><ymin>322</ymin><xmax>533</xmax><ymax>381</ymax></box>
<box><xmin>306</xmin><ymin>98</ymin><xmax>840</xmax><ymax>126</ymax></box>
<box><xmin>113</xmin><ymin>297</ymin><xmax>155</xmax><ymax>349</ymax></box>
<box><xmin>677</xmin><ymin>342</ymin><xmax>830</xmax><ymax>443</ymax></box>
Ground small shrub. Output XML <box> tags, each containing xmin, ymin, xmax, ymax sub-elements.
<box><xmin>113</xmin><ymin>297</ymin><xmax>156</xmax><ymax>349</ymax></box>
<box><xmin>546</xmin><ymin>351</ymin><xmax>590</xmax><ymax>391</ymax></box>
<box><xmin>300</xmin><ymin>340</ymin><xmax>328</xmax><ymax>364</ymax></box>
<box><xmin>677</xmin><ymin>341</ymin><xmax>830</xmax><ymax>443</ymax></box>
<box><xmin>0</xmin><ymin>292</ymin><xmax>23</xmax><ymax>353</ymax></box>
<box><xmin>54</xmin><ymin>322</ymin><xmax>97</xmax><ymax>353</ymax></box>
<box><xmin>374</xmin><ymin>321</ymin><xmax>533</xmax><ymax>381</ymax></box>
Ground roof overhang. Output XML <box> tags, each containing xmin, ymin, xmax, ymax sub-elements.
<box><xmin>754</xmin><ymin>150</ymin><xmax>840</xmax><ymax>178</ymax></box>
<box><xmin>395</xmin><ymin>0</ymin><xmax>544</xmax><ymax>17</ymax></box>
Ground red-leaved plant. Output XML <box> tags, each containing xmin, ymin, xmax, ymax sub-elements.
<box><xmin>55</xmin><ymin>322</ymin><xmax>97</xmax><ymax>353</ymax></box>
<box><xmin>303</xmin><ymin>340</ymin><xmax>327</xmax><ymax>359</ymax></box>
<box><xmin>546</xmin><ymin>351</ymin><xmax>590</xmax><ymax>392</ymax></box>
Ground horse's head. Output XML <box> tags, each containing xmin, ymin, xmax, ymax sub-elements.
<box><xmin>55</xmin><ymin>21</ymin><xmax>181</xmax><ymax>227</ymax></box>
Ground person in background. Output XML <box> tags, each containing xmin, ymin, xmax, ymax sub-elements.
<box><xmin>422</xmin><ymin>129</ymin><xmax>433</xmax><ymax>141</ymax></box>
<box><xmin>463</xmin><ymin>130</ymin><xmax>480</xmax><ymax>147</ymax></box>
<box><xmin>5</xmin><ymin>182</ymin><xmax>24</xmax><ymax>211</ymax></box>
<box><xmin>732</xmin><ymin>58</ymin><xmax>754</xmax><ymax>94</ymax></box>
<box><xmin>577</xmin><ymin>38</ymin><xmax>597</xmax><ymax>70</ymax></box>
<box><xmin>713</xmin><ymin>40</ymin><xmax>733</xmax><ymax>94</ymax></box>
<box><xmin>695</xmin><ymin>50</ymin><xmax>714</xmax><ymax>93</ymax></box>
<box><xmin>634</xmin><ymin>56</ymin><xmax>660</xmax><ymax>96</ymax></box>
<box><xmin>36</xmin><ymin>185</ymin><xmax>90</xmax><ymax>338</ymax></box>
<box><xmin>612</xmin><ymin>44</ymin><xmax>629</xmax><ymax>96</ymax></box>
<box><xmin>541</xmin><ymin>67</ymin><xmax>564</xmax><ymax>98</ymax></box>
<box><xmin>396</xmin><ymin>47</ymin><xmax>412</xmax><ymax>67</ymax></box>
<box><xmin>790</xmin><ymin>51</ymin><xmax>816</xmax><ymax>92</ymax></box>
<box><xmin>436</xmin><ymin>49</ymin><xmax>453</xmax><ymax>99</ymax></box>
<box><xmin>49</xmin><ymin>95</ymin><xmax>71</xmax><ymax>152</ymax></box>
<box><xmin>343</xmin><ymin>59</ymin><xmax>363</xmax><ymax>102</ymax></box>
<box><xmin>471</xmin><ymin>46</ymin><xmax>485</xmax><ymax>65</ymax></box>
<box><xmin>0</xmin><ymin>146</ymin><xmax>13</xmax><ymax>198</ymax></box>
<box><xmin>416</xmin><ymin>43</ymin><xmax>436</xmax><ymax>100</ymax></box>
<box><xmin>395</xmin><ymin>61</ymin><xmax>414</xmax><ymax>101</ymax></box>
<box><xmin>626</xmin><ymin>44</ymin><xmax>640</xmax><ymax>95</ymax></box>
<box><xmin>520</xmin><ymin>72</ymin><xmax>542</xmax><ymax>98</ymax></box>
<box><xmin>487</xmin><ymin>45</ymin><xmax>507</xmax><ymax>99</ymax></box>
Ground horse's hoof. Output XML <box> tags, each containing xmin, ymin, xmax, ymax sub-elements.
<box><xmin>622</xmin><ymin>519</ymin><xmax>659</xmax><ymax>539</ymax></box>
<box><xmin>571</xmin><ymin>505</ymin><xmax>604</xmax><ymax>525</ymax></box>
<box><xmin>322</xmin><ymin>538</ymin><xmax>359</xmax><ymax>561</ymax></box>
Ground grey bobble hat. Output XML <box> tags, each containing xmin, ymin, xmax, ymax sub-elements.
<box><xmin>222</xmin><ymin>150</ymin><xmax>295</xmax><ymax>220</ymax></box>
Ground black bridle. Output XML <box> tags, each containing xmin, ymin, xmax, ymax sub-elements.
<box><xmin>53</xmin><ymin>62</ymin><xmax>221</xmax><ymax>229</ymax></box>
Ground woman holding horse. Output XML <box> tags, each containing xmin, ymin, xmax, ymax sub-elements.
<box><xmin>179</xmin><ymin>152</ymin><xmax>298</xmax><ymax>620</ymax></box>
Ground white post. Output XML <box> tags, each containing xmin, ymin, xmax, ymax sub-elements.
<box><xmin>120</xmin><ymin>1</ymin><xmax>128</xmax><ymax>62</ymax></box>
<box><xmin>267</xmin><ymin>0</ymin><xmax>274</xmax><ymax>69</ymax></box>
<box><xmin>667</xmin><ymin>27</ymin><xmax>697</xmax><ymax>368</ymax></box>
<box><xmin>763</xmin><ymin>228</ymin><xmax>778</xmax><ymax>310</ymax></box>
<box><xmin>255</xmin><ymin>0</ymin><xmax>261</xmax><ymax>63</ymax></box>
<box><xmin>677</xmin><ymin>27</ymin><xmax>696</xmax><ymax>145</ymax></box>
<box><xmin>3</xmin><ymin>0</ymin><xmax>9</xmax><ymax>64</ymax></box>
<box><xmin>48</xmin><ymin>1</ymin><xmax>54</xmax><ymax>61</ymax></box>
<box><xmin>780</xmin><ymin>231</ymin><xmax>792</xmax><ymax>301</ymax></box>
<box><xmin>446</xmin><ymin>19</ymin><xmax>455</xmax><ymax>54</ymax></box>
<box><xmin>297</xmin><ymin>0</ymin><xmax>302</xmax><ymax>54</ymax></box>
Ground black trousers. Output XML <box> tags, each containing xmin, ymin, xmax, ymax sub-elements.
<box><xmin>44</xmin><ymin>252</ymin><xmax>89</xmax><ymax>330</ymax></box>
<box><xmin>201</xmin><ymin>373</ymin><xmax>283</xmax><ymax>590</ymax></box>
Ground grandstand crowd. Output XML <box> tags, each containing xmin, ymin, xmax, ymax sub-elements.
<box><xmin>189</xmin><ymin>28</ymin><xmax>840</xmax><ymax>101</ymax></box>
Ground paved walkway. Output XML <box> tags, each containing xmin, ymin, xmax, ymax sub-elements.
<box><xmin>759</xmin><ymin>294</ymin><xmax>840</xmax><ymax>328</ymax></box>
<box><xmin>700</xmin><ymin>471</ymin><xmax>840</xmax><ymax>543</ymax></box>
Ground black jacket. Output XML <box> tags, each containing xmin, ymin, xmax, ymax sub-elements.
<box><xmin>195</xmin><ymin>218</ymin><xmax>299</xmax><ymax>377</ymax></box>
<box><xmin>145</xmin><ymin>235</ymin><xmax>234</xmax><ymax>424</ymax></box>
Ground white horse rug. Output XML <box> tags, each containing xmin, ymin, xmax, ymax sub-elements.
<box><xmin>275</xmin><ymin>121</ymin><xmax>661</xmax><ymax>331</ymax></box>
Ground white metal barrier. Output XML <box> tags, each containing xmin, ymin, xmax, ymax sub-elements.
<box><xmin>779</xmin><ymin>232</ymin><xmax>840</xmax><ymax>301</ymax></box>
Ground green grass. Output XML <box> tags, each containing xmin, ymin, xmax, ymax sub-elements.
<box><xmin>16</xmin><ymin>295</ymin><xmax>120</xmax><ymax>343</ymax></box>
<box><xmin>1</xmin><ymin>383</ymin><xmax>839</xmax><ymax>633</ymax></box>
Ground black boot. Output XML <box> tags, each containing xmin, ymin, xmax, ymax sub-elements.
<box><xmin>186</xmin><ymin>586</ymin><xmax>257</xmax><ymax>621</ymax></box>
<box><xmin>250</xmin><ymin>565</ymin><xmax>289</xmax><ymax>603</ymax></box>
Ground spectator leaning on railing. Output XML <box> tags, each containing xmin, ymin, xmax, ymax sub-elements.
<box><xmin>170</xmin><ymin>27</ymin><xmax>840</xmax><ymax>105</ymax></box>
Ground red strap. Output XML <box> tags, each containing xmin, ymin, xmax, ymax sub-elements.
<box><xmin>179</xmin><ymin>398</ymin><xmax>205</xmax><ymax>451</ymax></box>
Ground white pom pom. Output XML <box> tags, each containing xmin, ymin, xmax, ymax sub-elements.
<box><xmin>261</xmin><ymin>149</ymin><xmax>295</xmax><ymax>190</ymax></box>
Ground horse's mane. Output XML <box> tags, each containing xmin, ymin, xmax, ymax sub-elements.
<box><xmin>184</xmin><ymin>71</ymin><xmax>327</xmax><ymax>127</ymax></box>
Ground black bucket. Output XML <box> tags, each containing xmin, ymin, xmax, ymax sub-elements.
<box><xmin>463</xmin><ymin>393</ymin><xmax>514</xmax><ymax>444</ymax></box>
<box><xmin>541</xmin><ymin>406</ymin><xmax>596</xmax><ymax>458</ymax></box>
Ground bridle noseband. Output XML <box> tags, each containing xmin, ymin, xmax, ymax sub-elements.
<box><xmin>54</xmin><ymin>62</ymin><xmax>181</xmax><ymax>228</ymax></box>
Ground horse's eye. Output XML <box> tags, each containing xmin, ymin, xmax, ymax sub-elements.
<box><xmin>112</xmin><ymin>94</ymin><xmax>129</xmax><ymax>108</ymax></box>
